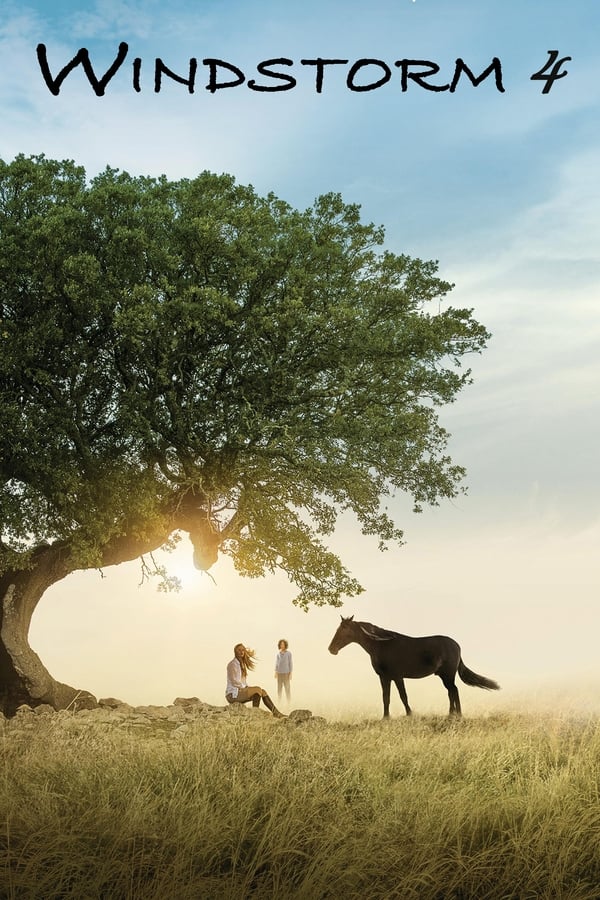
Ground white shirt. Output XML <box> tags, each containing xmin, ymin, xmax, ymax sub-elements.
<box><xmin>275</xmin><ymin>649</ymin><xmax>293</xmax><ymax>675</ymax></box>
<box><xmin>226</xmin><ymin>657</ymin><xmax>246</xmax><ymax>698</ymax></box>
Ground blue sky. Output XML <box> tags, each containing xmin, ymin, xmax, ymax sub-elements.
<box><xmin>2</xmin><ymin>1</ymin><xmax>600</xmax><ymax>714</ymax></box>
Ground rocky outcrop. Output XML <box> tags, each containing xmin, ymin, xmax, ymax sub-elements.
<box><xmin>2</xmin><ymin>697</ymin><xmax>326</xmax><ymax>733</ymax></box>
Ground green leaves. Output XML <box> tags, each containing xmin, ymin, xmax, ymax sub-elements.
<box><xmin>0</xmin><ymin>155</ymin><xmax>489</xmax><ymax>605</ymax></box>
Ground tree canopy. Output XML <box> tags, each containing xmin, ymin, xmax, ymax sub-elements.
<box><xmin>0</xmin><ymin>153</ymin><xmax>489</xmax><ymax>609</ymax></box>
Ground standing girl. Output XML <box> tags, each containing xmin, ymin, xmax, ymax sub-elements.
<box><xmin>274</xmin><ymin>639</ymin><xmax>293</xmax><ymax>702</ymax></box>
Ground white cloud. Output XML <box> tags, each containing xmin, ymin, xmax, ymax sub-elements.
<box><xmin>512</xmin><ymin>149</ymin><xmax>600</xmax><ymax>262</ymax></box>
<box><xmin>69</xmin><ymin>1</ymin><xmax>158</xmax><ymax>41</ymax></box>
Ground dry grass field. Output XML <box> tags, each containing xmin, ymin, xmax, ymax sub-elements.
<box><xmin>2</xmin><ymin>710</ymin><xmax>600</xmax><ymax>899</ymax></box>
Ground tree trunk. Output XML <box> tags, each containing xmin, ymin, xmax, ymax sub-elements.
<box><xmin>0</xmin><ymin>512</ymin><xmax>224</xmax><ymax>716</ymax></box>
<box><xmin>0</xmin><ymin>542</ymin><xmax>94</xmax><ymax>715</ymax></box>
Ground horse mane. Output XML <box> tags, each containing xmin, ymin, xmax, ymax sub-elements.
<box><xmin>358</xmin><ymin>621</ymin><xmax>398</xmax><ymax>641</ymax></box>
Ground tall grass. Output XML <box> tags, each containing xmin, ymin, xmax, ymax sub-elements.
<box><xmin>2</xmin><ymin>712</ymin><xmax>600</xmax><ymax>898</ymax></box>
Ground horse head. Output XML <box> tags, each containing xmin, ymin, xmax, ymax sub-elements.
<box><xmin>328</xmin><ymin>615</ymin><xmax>356</xmax><ymax>655</ymax></box>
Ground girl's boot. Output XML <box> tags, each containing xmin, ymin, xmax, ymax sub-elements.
<box><xmin>262</xmin><ymin>693</ymin><xmax>286</xmax><ymax>718</ymax></box>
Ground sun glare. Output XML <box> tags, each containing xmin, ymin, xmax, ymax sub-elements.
<box><xmin>166</xmin><ymin>547</ymin><xmax>218</xmax><ymax>593</ymax></box>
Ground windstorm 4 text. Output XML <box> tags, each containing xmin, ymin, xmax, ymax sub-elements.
<box><xmin>35</xmin><ymin>44</ymin><xmax>571</xmax><ymax>97</ymax></box>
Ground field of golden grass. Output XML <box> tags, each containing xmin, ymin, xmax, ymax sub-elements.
<box><xmin>2</xmin><ymin>710</ymin><xmax>599</xmax><ymax>898</ymax></box>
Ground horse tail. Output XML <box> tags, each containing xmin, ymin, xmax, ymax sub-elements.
<box><xmin>458</xmin><ymin>660</ymin><xmax>500</xmax><ymax>691</ymax></box>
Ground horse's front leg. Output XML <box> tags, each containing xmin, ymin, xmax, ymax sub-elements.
<box><xmin>378</xmin><ymin>674</ymin><xmax>391</xmax><ymax>718</ymax></box>
<box><xmin>395</xmin><ymin>678</ymin><xmax>412</xmax><ymax>716</ymax></box>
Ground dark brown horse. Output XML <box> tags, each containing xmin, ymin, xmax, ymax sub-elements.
<box><xmin>328</xmin><ymin>616</ymin><xmax>500</xmax><ymax>717</ymax></box>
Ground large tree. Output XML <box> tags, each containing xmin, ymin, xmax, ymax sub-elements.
<box><xmin>0</xmin><ymin>154</ymin><xmax>489</xmax><ymax>714</ymax></box>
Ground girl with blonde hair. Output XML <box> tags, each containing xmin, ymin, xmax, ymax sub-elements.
<box><xmin>225</xmin><ymin>643</ymin><xmax>285</xmax><ymax>717</ymax></box>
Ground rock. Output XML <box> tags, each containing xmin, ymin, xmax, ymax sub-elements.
<box><xmin>171</xmin><ymin>724</ymin><xmax>192</xmax><ymax>738</ymax></box>
<box><xmin>226</xmin><ymin>703</ymin><xmax>254</xmax><ymax>716</ymax></box>
<box><xmin>75</xmin><ymin>708</ymin><xmax>127</xmax><ymax>724</ymax></box>
<box><xmin>164</xmin><ymin>705</ymin><xmax>188</xmax><ymax>722</ymax></box>
<box><xmin>286</xmin><ymin>709</ymin><xmax>325</xmax><ymax>726</ymax></box>
<box><xmin>134</xmin><ymin>705</ymin><xmax>173</xmax><ymax>719</ymax></box>
<box><xmin>3</xmin><ymin>697</ymin><xmax>326</xmax><ymax>728</ymax></box>
<box><xmin>288</xmin><ymin>709</ymin><xmax>313</xmax><ymax>722</ymax></box>
<box><xmin>69</xmin><ymin>691</ymin><xmax>98</xmax><ymax>711</ymax></box>
<box><xmin>172</xmin><ymin>698</ymin><xmax>221</xmax><ymax>717</ymax></box>
<box><xmin>99</xmin><ymin>697</ymin><xmax>128</xmax><ymax>709</ymax></box>
<box><xmin>174</xmin><ymin>698</ymin><xmax>232</xmax><ymax>717</ymax></box>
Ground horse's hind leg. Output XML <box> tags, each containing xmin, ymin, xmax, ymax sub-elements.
<box><xmin>394</xmin><ymin>678</ymin><xmax>412</xmax><ymax>716</ymax></box>
<box><xmin>439</xmin><ymin>673</ymin><xmax>462</xmax><ymax>716</ymax></box>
